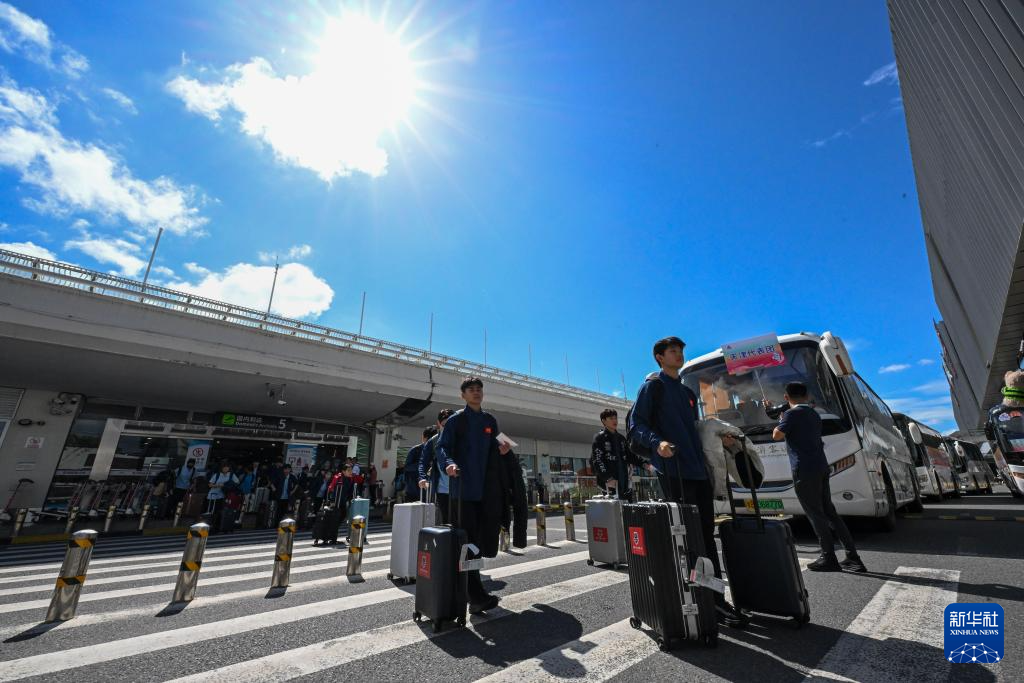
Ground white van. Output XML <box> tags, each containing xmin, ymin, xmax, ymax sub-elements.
<box><xmin>682</xmin><ymin>332</ymin><xmax>919</xmax><ymax>531</ymax></box>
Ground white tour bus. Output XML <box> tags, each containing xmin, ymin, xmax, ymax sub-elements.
<box><xmin>682</xmin><ymin>332</ymin><xmax>920</xmax><ymax>530</ymax></box>
<box><xmin>891</xmin><ymin>414</ymin><xmax>958</xmax><ymax>500</ymax></box>
<box><xmin>986</xmin><ymin>410</ymin><xmax>1024</xmax><ymax>498</ymax></box>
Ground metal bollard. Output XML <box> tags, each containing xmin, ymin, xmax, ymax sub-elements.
<box><xmin>173</xmin><ymin>501</ymin><xmax>184</xmax><ymax>527</ymax></box>
<box><xmin>534</xmin><ymin>504</ymin><xmax>547</xmax><ymax>546</ymax></box>
<box><xmin>564</xmin><ymin>504</ymin><xmax>576</xmax><ymax>542</ymax></box>
<box><xmin>171</xmin><ymin>522</ymin><xmax>209</xmax><ymax>603</ymax></box>
<box><xmin>45</xmin><ymin>529</ymin><xmax>97</xmax><ymax>621</ymax></box>
<box><xmin>11</xmin><ymin>508</ymin><xmax>28</xmax><ymax>538</ymax></box>
<box><xmin>64</xmin><ymin>506</ymin><xmax>80</xmax><ymax>535</ymax></box>
<box><xmin>271</xmin><ymin>518</ymin><xmax>296</xmax><ymax>588</ymax></box>
<box><xmin>137</xmin><ymin>504</ymin><xmax>151</xmax><ymax>532</ymax></box>
<box><xmin>499</xmin><ymin>526</ymin><xmax>510</xmax><ymax>552</ymax></box>
<box><xmin>102</xmin><ymin>505</ymin><xmax>116</xmax><ymax>533</ymax></box>
<box><xmin>346</xmin><ymin>515</ymin><xmax>366</xmax><ymax>581</ymax></box>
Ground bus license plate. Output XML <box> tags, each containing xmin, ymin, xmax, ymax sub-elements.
<box><xmin>745</xmin><ymin>498</ymin><xmax>783</xmax><ymax>511</ymax></box>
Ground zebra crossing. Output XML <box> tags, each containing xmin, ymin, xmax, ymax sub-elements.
<box><xmin>0</xmin><ymin>514</ymin><xmax>1008</xmax><ymax>682</ymax></box>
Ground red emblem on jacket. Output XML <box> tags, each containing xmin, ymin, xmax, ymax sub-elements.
<box><xmin>484</xmin><ymin>426</ymin><xmax>493</xmax><ymax>434</ymax></box>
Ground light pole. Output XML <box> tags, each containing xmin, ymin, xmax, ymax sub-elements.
<box><xmin>358</xmin><ymin>291</ymin><xmax>366</xmax><ymax>336</ymax></box>
<box><xmin>265</xmin><ymin>257</ymin><xmax>280</xmax><ymax>318</ymax></box>
<box><xmin>141</xmin><ymin>227</ymin><xmax>164</xmax><ymax>295</ymax></box>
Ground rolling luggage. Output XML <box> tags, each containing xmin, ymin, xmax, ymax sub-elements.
<box><xmin>389</xmin><ymin>485</ymin><xmax>437</xmax><ymax>583</ymax></box>
<box><xmin>623</xmin><ymin>454</ymin><xmax>719</xmax><ymax>651</ymax></box>
<box><xmin>217</xmin><ymin>503</ymin><xmax>236</xmax><ymax>533</ymax></box>
<box><xmin>719</xmin><ymin>437</ymin><xmax>810</xmax><ymax>625</ymax></box>
<box><xmin>312</xmin><ymin>504</ymin><xmax>342</xmax><ymax>545</ymax></box>
<box><xmin>585</xmin><ymin>493</ymin><xmax>628</xmax><ymax>569</ymax></box>
<box><xmin>413</xmin><ymin>481</ymin><xmax>471</xmax><ymax>633</ymax></box>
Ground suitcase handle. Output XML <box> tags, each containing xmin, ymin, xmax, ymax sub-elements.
<box><xmin>726</xmin><ymin>435</ymin><xmax>765</xmax><ymax>532</ymax></box>
<box><xmin>447</xmin><ymin>469</ymin><xmax>462</xmax><ymax>527</ymax></box>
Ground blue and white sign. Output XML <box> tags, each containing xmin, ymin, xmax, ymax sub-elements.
<box><xmin>945</xmin><ymin>603</ymin><xmax>1003</xmax><ymax>664</ymax></box>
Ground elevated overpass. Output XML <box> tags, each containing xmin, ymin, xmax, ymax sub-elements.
<box><xmin>0</xmin><ymin>249</ymin><xmax>629</xmax><ymax>506</ymax></box>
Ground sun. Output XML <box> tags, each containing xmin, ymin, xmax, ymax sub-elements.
<box><xmin>312</xmin><ymin>13</ymin><xmax>419</xmax><ymax>131</ymax></box>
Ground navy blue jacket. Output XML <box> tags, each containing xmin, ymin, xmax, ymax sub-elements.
<box><xmin>436</xmin><ymin>406</ymin><xmax>501</xmax><ymax>502</ymax></box>
<box><xmin>404</xmin><ymin>443</ymin><xmax>424</xmax><ymax>499</ymax></box>
<box><xmin>631</xmin><ymin>371</ymin><xmax>707</xmax><ymax>480</ymax></box>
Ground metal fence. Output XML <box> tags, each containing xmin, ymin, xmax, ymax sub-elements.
<box><xmin>0</xmin><ymin>248</ymin><xmax>630</xmax><ymax>408</ymax></box>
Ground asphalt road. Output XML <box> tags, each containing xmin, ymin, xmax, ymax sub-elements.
<box><xmin>0</xmin><ymin>493</ymin><xmax>1020</xmax><ymax>682</ymax></box>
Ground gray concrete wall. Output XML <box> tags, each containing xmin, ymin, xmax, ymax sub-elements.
<box><xmin>0</xmin><ymin>389</ymin><xmax>80</xmax><ymax>509</ymax></box>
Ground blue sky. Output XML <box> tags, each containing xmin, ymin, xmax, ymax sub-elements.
<box><xmin>0</xmin><ymin>1</ymin><xmax>956</xmax><ymax>431</ymax></box>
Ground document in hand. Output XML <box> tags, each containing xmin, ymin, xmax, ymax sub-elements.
<box><xmin>496</xmin><ymin>432</ymin><xmax>519</xmax><ymax>448</ymax></box>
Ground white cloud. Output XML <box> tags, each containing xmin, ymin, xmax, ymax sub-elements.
<box><xmin>0</xmin><ymin>1</ymin><xmax>87</xmax><ymax>77</ymax></box>
<box><xmin>917</xmin><ymin>358</ymin><xmax>935</xmax><ymax>366</ymax></box>
<box><xmin>152</xmin><ymin>265</ymin><xmax>175</xmax><ymax>277</ymax></box>
<box><xmin>912</xmin><ymin>379</ymin><xmax>949</xmax><ymax>395</ymax></box>
<box><xmin>64</xmin><ymin>233</ymin><xmax>146</xmax><ymax>276</ymax></box>
<box><xmin>0</xmin><ymin>76</ymin><xmax>207</xmax><ymax>236</ymax></box>
<box><xmin>0</xmin><ymin>239</ymin><xmax>56</xmax><ymax>260</ymax></box>
<box><xmin>879</xmin><ymin>363</ymin><xmax>911</xmax><ymax>374</ymax></box>
<box><xmin>166</xmin><ymin>13</ymin><xmax>418</xmax><ymax>182</ymax></box>
<box><xmin>883</xmin><ymin>395</ymin><xmax>954</xmax><ymax>427</ymax></box>
<box><xmin>864</xmin><ymin>61</ymin><xmax>898</xmax><ymax>87</ymax></box>
<box><xmin>101</xmin><ymin>87</ymin><xmax>137</xmax><ymax>115</ymax></box>
<box><xmin>168</xmin><ymin>261</ymin><xmax>334</xmax><ymax>318</ymax></box>
<box><xmin>258</xmin><ymin>243</ymin><xmax>313</xmax><ymax>263</ymax></box>
<box><xmin>612</xmin><ymin>389</ymin><xmax>624</xmax><ymax>398</ymax></box>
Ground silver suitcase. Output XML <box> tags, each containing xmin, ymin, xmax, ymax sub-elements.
<box><xmin>389</xmin><ymin>495</ymin><xmax>437</xmax><ymax>583</ymax></box>
<box><xmin>586</xmin><ymin>495</ymin><xmax>627</xmax><ymax>569</ymax></box>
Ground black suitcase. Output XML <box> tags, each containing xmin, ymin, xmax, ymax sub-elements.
<box><xmin>312</xmin><ymin>504</ymin><xmax>342</xmax><ymax>545</ymax></box>
<box><xmin>217</xmin><ymin>505</ymin><xmax>236</xmax><ymax>533</ymax></box>
<box><xmin>719</xmin><ymin>438</ymin><xmax>810</xmax><ymax>625</ymax></box>
<box><xmin>413</xmin><ymin>481</ymin><xmax>470</xmax><ymax>633</ymax></box>
<box><xmin>623</xmin><ymin>499</ymin><xmax>719</xmax><ymax>650</ymax></box>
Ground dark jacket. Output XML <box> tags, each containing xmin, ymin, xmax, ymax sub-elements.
<box><xmin>271</xmin><ymin>473</ymin><xmax>300</xmax><ymax>502</ymax></box>
<box><xmin>404</xmin><ymin>443</ymin><xmax>425</xmax><ymax>499</ymax></box>
<box><xmin>631</xmin><ymin>371</ymin><xmax>707</xmax><ymax>479</ymax></box>
<box><xmin>591</xmin><ymin>428</ymin><xmax>642</xmax><ymax>491</ymax></box>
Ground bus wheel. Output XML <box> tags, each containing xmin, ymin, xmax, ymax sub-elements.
<box><xmin>877</xmin><ymin>471</ymin><xmax>897</xmax><ymax>532</ymax></box>
<box><xmin>905</xmin><ymin>472</ymin><xmax>924</xmax><ymax>513</ymax></box>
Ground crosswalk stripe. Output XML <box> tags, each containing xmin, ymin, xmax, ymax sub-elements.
<box><xmin>803</xmin><ymin>567</ymin><xmax>960</xmax><ymax>682</ymax></box>
<box><xmin>0</xmin><ymin>544</ymin><xmax>589</xmax><ymax>616</ymax></box>
<box><xmin>167</xmin><ymin>571</ymin><xmax>630</xmax><ymax>682</ymax></box>
<box><xmin>0</xmin><ymin>528</ymin><xmax>393</xmax><ymax>572</ymax></box>
<box><xmin>0</xmin><ymin>550</ymin><xmax>599</xmax><ymax>681</ymax></box>
<box><xmin>476</xmin><ymin>618</ymin><xmax>655</xmax><ymax>683</ymax></box>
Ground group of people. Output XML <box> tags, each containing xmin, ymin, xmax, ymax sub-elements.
<box><xmin>405</xmin><ymin>336</ymin><xmax>869</xmax><ymax>623</ymax></box>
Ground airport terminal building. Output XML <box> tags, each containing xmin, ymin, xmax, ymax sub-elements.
<box><xmin>0</xmin><ymin>249</ymin><xmax>628</xmax><ymax>512</ymax></box>
<box><xmin>889</xmin><ymin>0</ymin><xmax>1024</xmax><ymax>434</ymax></box>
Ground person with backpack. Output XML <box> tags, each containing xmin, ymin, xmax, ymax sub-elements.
<box><xmin>435</xmin><ymin>377</ymin><xmax>514</xmax><ymax>614</ymax></box>
<box><xmin>405</xmin><ymin>427</ymin><xmax>436</xmax><ymax>502</ymax></box>
<box><xmin>628</xmin><ymin>336</ymin><xmax>746</xmax><ymax>627</ymax></box>
<box><xmin>165</xmin><ymin>458</ymin><xmax>197</xmax><ymax>519</ymax></box>
<box><xmin>206</xmin><ymin>461</ymin><xmax>239</xmax><ymax>534</ymax></box>
<box><xmin>591</xmin><ymin>408</ymin><xmax>642</xmax><ymax>499</ymax></box>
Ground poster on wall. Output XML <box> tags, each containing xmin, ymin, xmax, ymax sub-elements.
<box><xmin>187</xmin><ymin>440</ymin><xmax>213</xmax><ymax>472</ymax></box>
<box><xmin>286</xmin><ymin>443</ymin><xmax>318</xmax><ymax>470</ymax></box>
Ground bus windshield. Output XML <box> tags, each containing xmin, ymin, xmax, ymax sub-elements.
<box><xmin>682</xmin><ymin>343</ymin><xmax>849</xmax><ymax>441</ymax></box>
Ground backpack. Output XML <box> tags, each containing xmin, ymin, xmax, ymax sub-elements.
<box><xmin>626</xmin><ymin>378</ymin><xmax>664</xmax><ymax>458</ymax></box>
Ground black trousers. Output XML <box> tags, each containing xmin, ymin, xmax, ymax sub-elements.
<box><xmin>657</xmin><ymin>474</ymin><xmax>722</xmax><ymax>580</ymax></box>
<box><xmin>167</xmin><ymin>487</ymin><xmax>188</xmax><ymax>518</ymax></box>
<box><xmin>793</xmin><ymin>469</ymin><xmax>857</xmax><ymax>556</ymax></box>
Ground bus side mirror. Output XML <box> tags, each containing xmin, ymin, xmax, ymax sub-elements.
<box><xmin>819</xmin><ymin>332</ymin><xmax>855</xmax><ymax>377</ymax></box>
<box><xmin>908</xmin><ymin>423</ymin><xmax>923</xmax><ymax>445</ymax></box>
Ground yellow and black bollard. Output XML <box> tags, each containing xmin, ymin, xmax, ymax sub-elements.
<box><xmin>564</xmin><ymin>503</ymin><xmax>576</xmax><ymax>542</ymax></box>
<box><xmin>271</xmin><ymin>517</ymin><xmax>296</xmax><ymax>588</ymax></box>
<box><xmin>11</xmin><ymin>508</ymin><xmax>28</xmax><ymax>538</ymax></box>
<box><xmin>172</xmin><ymin>501</ymin><xmax>184</xmax><ymax>528</ymax></box>
<box><xmin>499</xmin><ymin>526</ymin><xmax>510</xmax><ymax>552</ymax></box>
<box><xmin>45</xmin><ymin>529</ymin><xmax>98</xmax><ymax>622</ymax></box>
<box><xmin>102</xmin><ymin>504</ymin><xmax>116</xmax><ymax>533</ymax></box>
<box><xmin>534</xmin><ymin>504</ymin><xmax>547</xmax><ymax>546</ymax></box>
<box><xmin>64</xmin><ymin>506</ymin><xmax>79</xmax><ymax>535</ymax></box>
<box><xmin>137</xmin><ymin>503</ymin><xmax>151</xmax><ymax>532</ymax></box>
<box><xmin>171</xmin><ymin>522</ymin><xmax>209</xmax><ymax>603</ymax></box>
<box><xmin>345</xmin><ymin>515</ymin><xmax>366</xmax><ymax>582</ymax></box>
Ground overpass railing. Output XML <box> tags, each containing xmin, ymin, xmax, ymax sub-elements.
<box><xmin>0</xmin><ymin>248</ymin><xmax>630</xmax><ymax>407</ymax></box>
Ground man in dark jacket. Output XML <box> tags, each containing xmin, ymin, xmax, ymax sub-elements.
<box><xmin>436</xmin><ymin>377</ymin><xmax>512</xmax><ymax>613</ymax></box>
<box><xmin>271</xmin><ymin>465</ymin><xmax>300</xmax><ymax>515</ymax></box>
<box><xmin>418</xmin><ymin>408</ymin><xmax>456</xmax><ymax>514</ymax></box>
<box><xmin>632</xmin><ymin>336</ymin><xmax>746</xmax><ymax>627</ymax></box>
<box><xmin>404</xmin><ymin>426</ymin><xmax>436</xmax><ymax>501</ymax></box>
<box><xmin>592</xmin><ymin>408</ymin><xmax>642</xmax><ymax>499</ymax></box>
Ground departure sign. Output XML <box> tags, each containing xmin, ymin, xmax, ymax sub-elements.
<box><xmin>215</xmin><ymin>412</ymin><xmax>292</xmax><ymax>431</ymax></box>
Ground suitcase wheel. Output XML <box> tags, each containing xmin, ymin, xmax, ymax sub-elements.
<box><xmin>432</xmin><ymin>621</ymin><xmax>443</xmax><ymax>634</ymax></box>
<box><xmin>455</xmin><ymin>616</ymin><xmax>466</xmax><ymax>627</ymax></box>
<box><xmin>412</xmin><ymin>611</ymin><xmax>422</xmax><ymax>623</ymax></box>
<box><xmin>387</xmin><ymin>573</ymin><xmax>393</xmax><ymax>581</ymax></box>
<box><xmin>795</xmin><ymin>614</ymin><xmax>810</xmax><ymax>628</ymax></box>
<box><xmin>586</xmin><ymin>559</ymin><xmax>594</xmax><ymax>566</ymax></box>
<box><xmin>704</xmin><ymin>633</ymin><xmax>718</xmax><ymax>648</ymax></box>
<box><xmin>628</xmin><ymin>617</ymin><xmax>641</xmax><ymax>630</ymax></box>
<box><xmin>657</xmin><ymin>638</ymin><xmax>670</xmax><ymax>652</ymax></box>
